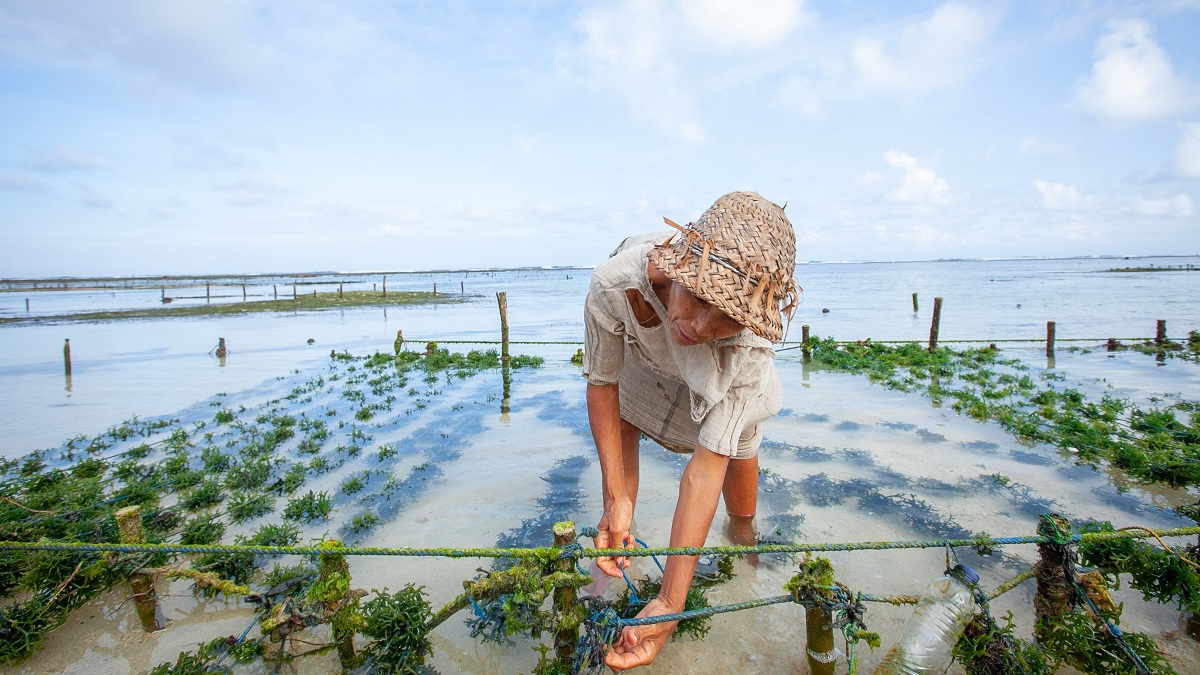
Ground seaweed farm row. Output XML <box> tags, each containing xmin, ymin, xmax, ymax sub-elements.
<box><xmin>1</xmin><ymin>331</ymin><xmax>1198</xmax><ymax>673</ymax></box>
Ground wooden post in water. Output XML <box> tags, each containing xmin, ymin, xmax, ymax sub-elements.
<box><xmin>25</xmin><ymin>298</ymin><xmax>29</xmax><ymax>312</ymax></box>
<box><xmin>1156</xmin><ymin>320</ymin><xmax>1167</xmax><ymax>346</ymax></box>
<box><xmin>293</xmin><ymin>283</ymin><xmax>297</xmax><ymax>299</ymax></box>
<box><xmin>927</xmin><ymin>297</ymin><xmax>943</xmax><ymax>353</ymax></box>
<box><xmin>802</xmin><ymin>324</ymin><xmax>811</xmax><ymax>359</ymax></box>
<box><xmin>242</xmin><ymin>283</ymin><xmax>246</xmax><ymax>301</ymax></box>
<box><xmin>273</xmin><ymin>284</ymin><xmax>277</xmax><ymax>300</ymax></box>
<box><xmin>912</xmin><ymin>292</ymin><xmax>919</xmax><ymax>313</ymax></box>
<box><xmin>552</xmin><ymin>522</ymin><xmax>579</xmax><ymax>661</ymax></box>
<box><xmin>497</xmin><ymin>292</ymin><xmax>510</xmax><ymax>363</ymax></box>
<box><xmin>382</xmin><ymin>275</ymin><xmax>387</xmax><ymax>297</ymax></box>
<box><xmin>806</xmin><ymin>604</ymin><xmax>837</xmax><ymax>675</ymax></box>
<box><xmin>1046</xmin><ymin>321</ymin><xmax>1056</xmax><ymax>356</ymax></box>
<box><xmin>206</xmin><ymin>283</ymin><xmax>210</xmax><ymax>303</ymax></box>
<box><xmin>1033</xmin><ymin>514</ymin><xmax>1073</xmax><ymax>641</ymax></box>
<box><xmin>394</xmin><ymin>329</ymin><xmax>404</xmax><ymax>355</ymax></box>
<box><xmin>318</xmin><ymin>541</ymin><xmax>357</xmax><ymax>669</ymax></box>
<box><xmin>339</xmin><ymin>282</ymin><xmax>343</xmax><ymax>299</ymax></box>
<box><xmin>115</xmin><ymin>505</ymin><xmax>161</xmax><ymax>631</ymax></box>
<box><xmin>433</xmin><ymin>282</ymin><xmax>437</xmax><ymax>295</ymax></box>
<box><xmin>216</xmin><ymin>338</ymin><xmax>227</xmax><ymax>358</ymax></box>
<box><xmin>63</xmin><ymin>339</ymin><xmax>72</xmax><ymax>376</ymax></box>
<box><xmin>461</xmin><ymin>281</ymin><xmax>464</xmax><ymax>294</ymax></box>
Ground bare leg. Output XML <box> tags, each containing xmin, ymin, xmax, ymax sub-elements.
<box><xmin>722</xmin><ymin>455</ymin><xmax>759</xmax><ymax>549</ymax></box>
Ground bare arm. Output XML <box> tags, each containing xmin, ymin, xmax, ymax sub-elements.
<box><xmin>587</xmin><ymin>381</ymin><xmax>635</xmax><ymax>577</ymax></box>
<box><xmin>606</xmin><ymin>445</ymin><xmax>730</xmax><ymax>670</ymax></box>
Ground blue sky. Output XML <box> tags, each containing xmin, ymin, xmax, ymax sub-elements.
<box><xmin>1</xmin><ymin>1</ymin><xmax>1198</xmax><ymax>277</ymax></box>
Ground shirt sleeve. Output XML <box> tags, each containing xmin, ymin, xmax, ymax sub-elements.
<box><xmin>581</xmin><ymin>276</ymin><xmax>627</xmax><ymax>386</ymax></box>
<box><xmin>696</xmin><ymin>349</ymin><xmax>782</xmax><ymax>456</ymax></box>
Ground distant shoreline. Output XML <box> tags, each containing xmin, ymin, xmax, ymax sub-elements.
<box><xmin>3</xmin><ymin>254</ymin><xmax>1199</xmax><ymax>288</ymax></box>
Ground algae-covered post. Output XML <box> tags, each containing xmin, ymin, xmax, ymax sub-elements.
<box><xmin>63</xmin><ymin>338</ymin><xmax>71</xmax><ymax>375</ymax></box>
<box><xmin>802</xmin><ymin>324</ymin><xmax>811</xmax><ymax>359</ymax></box>
<box><xmin>1046</xmin><ymin>321</ymin><xmax>1056</xmax><ymax>356</ymax></box>
<box><xmin>115</xmin><ymin>505</ymin><xmax>162</xmax><ymax>632</ymax></box>
<box><xmin>1033</xmin><ymin>514</ymin><xmax>1074</xmax><ymax>639</ymax></box>
<box><xmin>806</xmin><ymin>604</ymin><xmax>836</xmax><ymax>675</ymax></box>
<box><xmin>928</xmin><ymin>297</ymin><xmax>943</xmax><ymax>353</ymax></box>
<box><xmin>912</xmin><ymin>292</ymin><xmax>919</xmax><ymax>313</ymax></box>
<box><xmin>552</xmin><ymin>521</ymin><xmax>579</xmax><ymax>661</ymax></box>
<box><xmin>1157</xmin><ymin>320</ymin><xmax>1167</xmax><ymax>346</ymax></box>
<box><xmin>216</xmin><ymin>337</ymin><xmax>227</xmax><ymax>358</ymax></box>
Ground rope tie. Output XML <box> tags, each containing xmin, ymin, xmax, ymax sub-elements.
<box><xmin>557</xmin><ymin>542</ymin><xmax>583</xmax><ymax>561</ymax></box>
<box><xmin>576</xmin><ymin>607</ymin><xmax>622</xmax><ymax>675</ymax></box>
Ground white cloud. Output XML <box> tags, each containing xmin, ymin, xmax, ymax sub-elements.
<box><xmin>1017</xmin><ymin>136</ymin><xmax>1073</xmax><ymax>158</ymax></box>
<box><xmin>851</xmin><ymin>2</ymin><xmax>996</xmax><ymax>96</ymax></box>
<box><xmin>0</xmin><ymin>0</ymin><xmax>274</xmax><ymax>91</ymax></box>
<box><xmin>574</xmin><ymin>0</ymin><xmax>809</xmax><ymax>141</ymax></box>
<box><xmin>213</xmin><ymin>175</ymin><xmax>291</xmax><ymax>206</ymax></box>
<box><xmin>24</xmin><ymin>145</ymin><xmax>106</xmax><ymax>172</ymax></box>
<box><xmin>1175</xmin><ymin>122</ymin><xmax>1200</xmax><ymax>177</ymax></box>
<box><xmin>1076</xmin><ymin>18</ymin><xmax>1199</xmax><ymax>124</ymax></box>
<box><xmin>172</xmin><ymin>137</ymin><xmax>248</xmax><ymax>171</ymax></box>
<box><xmin>680</xmin><ymin>0</ymin><xmax>812</xmax><ymax>52</ymax></box>
<box><xmin>0</xmin><ymin>172</ymin><xmax>51</xmax><ymax>191</ymax></box>
<box><xmin>882</xmin><ymin>151</ymin><xmax>951</xmax><ymax>205</ymax></box>
<box><xmin>1133</xmin><ymin>194</ymin><xmax>1194</xmax><ymax>217</ymax></box>
<box><xmin>1034</xmin><ymin>180</ymin><xmax>1093</xmax><ymax>209</ymax></box>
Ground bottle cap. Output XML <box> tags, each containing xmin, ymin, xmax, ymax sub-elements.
<box><xmin>950</xmin><ymin>564</ymin><xmax>980</xmax><ymax>585</ymax></box>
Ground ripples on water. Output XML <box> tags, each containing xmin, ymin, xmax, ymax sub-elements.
<box><xmin>1</xmin><ymin>257</ymin><xmax>1199</xmax><ymax>673</ymax></box>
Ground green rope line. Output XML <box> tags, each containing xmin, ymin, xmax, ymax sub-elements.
<box><xmin>3</xmin><ymin>526</ymin><xmax>1195</xmax><ymax>559</ymax></box>
<box><xmin>401</xmin><ymin>336</ymin><xmax>1157</xmax><ymax>348</ymax></box>
<box><xmin>620</xmin><ymin>594</ymin><xmax>793</xmax><ymax>627</ymax></box>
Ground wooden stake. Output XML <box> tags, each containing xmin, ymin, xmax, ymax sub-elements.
<box><xmin>216</xmin><ymin>337</ymin><xmax>227</xmax><ymax>358</ymax></box>
<box><xmin>912</xmin><ymin>292</ymin><xmax>919</xmax><ymax>313</ymax></box>
<box><xmin>242</xmin><ymin>283</ymin><xmax>246</xmax><ymax>300</ymax></box>
<box><xmin>433</xmin><ymin>282</ymin><xmax>437</xmax><ymax>295</ymax></box>
<box><xmin>552</xmin><ymin>522</ymin><xmax>579</xmax><ymax>660</ymax></box>
<box><xmin>339</xmin><ymin>282</ymin><xmax>343</xmax><ymax>298</ymax></box>
<box><xmin>928</xmin><ymin>297</ymin><xmax>943</xmax><ymax>353</ymax></box>
<box><xmin>63</xmin><ymin>339</ymin><xmax>71</xmax><ymax>376</ymax></box>
<box><xmin>394</xmin><ymin>329</ymin><xmax>404</xmax><ymax>355</ymax></box>
<box><xmin>206</xmin><ymin>282</ymin><xmax>210</xmax><ymax>303</ymax></box>
<box><xmin>497</xmin><ymin>291</ymin><xmax>510</xmax><ymax>363</ymax></box>
<box><xmin>318</xmin><ymin>541</ymin><xmax>357</xmax><ymax>669</ymax></box>
<box><xmin>461</xmin><ymin>281</ymin><xmax>464</xmax><ymax>294</ymax></box>
<box><xmin>25</xmin><ymin>298</ymin><xmax>29</xmax><ymax>312</ymax></box>
<box><xmin>1046</xmin><ymin>321</ymin><xmax>1056</xmax><ymax>356</ymax></box>
<box><xmin>806</xmin><ymin>605</ymin><xmax>837</xmax><ymax>675</ymax></box>
<box><xmin>293</xmin><ymin>283</ymin><xmax>297</xmax><ymax>299</ymax></box>
<box><xmin>115</xmin><ymin>506</ymin><xmax>161</xmax><ymax>631</ymax></box>
<box><xmin>1156</xmin><ymin>319</ymin><xmax>1167</xmax><ymax>346</ymax></box>
<box><xmin>802</xmin><ymin>324</ymin><xmax>811</xmax><ymax>359</ymax></box>
<box><xmin>1033</xmin><ymin>514</ymin><xmax>1074</xmax><ymax>640</ymax></box>
<box><xmin>383</xmin><ymin>275</ymin><xmax>387</xmax><ymax>297</ymax></box>
<box><xmin>273</xmin><ymin>284</ymin><xmax>278</xmax><ymax>300</ymax></box>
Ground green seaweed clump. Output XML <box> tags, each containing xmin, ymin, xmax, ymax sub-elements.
<box><xmin>361</xmin><ymin>584</ymin><xmax>435</xmax><ymax>673</ymax></box>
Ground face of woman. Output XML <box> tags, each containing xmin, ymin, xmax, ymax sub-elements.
<box><xmin>665</xmin><ymin>282</ymin><xmax>744</xmax><ymax>346</ymax></box>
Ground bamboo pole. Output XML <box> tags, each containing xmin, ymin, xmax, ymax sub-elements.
<box><xmin>553</xmin><ymin>522</ymin><xmax>579</xmax><ymax>661</ymax></box>
<box><xmin>806</xmin><ymin>605</ymin><xmax>837</xmax><ymax>675</ymax></box>
<box><xmin>927</xmin><ymin>297</ymin><xmax>943</xmax><ymax>353</ymax></box>
<box><xmin>115</xmin><ymin>506</ymin><xmax>161</xmax><ymax>631</ymax></box>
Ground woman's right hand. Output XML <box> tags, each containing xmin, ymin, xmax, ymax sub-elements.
<box><xmin>595</xmin><ymin>497</ymin><xmax>634</xmax><ymax>577</ymax></box>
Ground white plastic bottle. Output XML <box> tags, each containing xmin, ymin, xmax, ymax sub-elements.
<box><xmin>875</xmin><ymin>564</ymin><xmax>980</xmax><ymax>674</ymax></box>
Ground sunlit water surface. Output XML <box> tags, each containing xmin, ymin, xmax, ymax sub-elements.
<box><xmin>2</xmin><ymin>257</ymin><xmax>1199</xmax><ymax>674</ymax></box>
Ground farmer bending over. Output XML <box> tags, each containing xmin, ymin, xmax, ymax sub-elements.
<box><xmin>582</xmin><ymin>191</ymin><xmax>798</xmax><ymax>669</ymax></box>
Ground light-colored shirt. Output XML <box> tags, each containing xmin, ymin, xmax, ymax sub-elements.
<box><xmin>582</xmin><ymin>233</ymin><xmax>783</xmax><ymax>455</ymax></box>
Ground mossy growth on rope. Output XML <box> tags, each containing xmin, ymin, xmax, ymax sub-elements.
<box><xmin>1077</xmin><ymin>520</ymin><xmax>1200</xmax><ymax>614</ymax></box>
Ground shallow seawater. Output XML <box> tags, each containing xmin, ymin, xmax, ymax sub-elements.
<box><xmin>3</xmin><ymin>344</ymin><xmax>1199</xmax><ymax>674</ymax></box>
<box><xmin>2</xmin><ymin>257</ymin><xmax>1199</xmax><ymax>673</ymax></box>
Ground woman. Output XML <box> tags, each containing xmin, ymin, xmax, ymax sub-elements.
<box><xmin>582</xmin><ymin>191</ymin><xmax>798</xmax><ymax>669</ymax></box>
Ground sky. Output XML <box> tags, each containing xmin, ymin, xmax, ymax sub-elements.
<box><xmin>1</xmin><ymin>0</ymin><xmax>1199</xmax><ymax>277</ymax></box>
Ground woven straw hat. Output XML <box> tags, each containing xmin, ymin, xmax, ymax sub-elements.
<box><xmin>648</xmin><ymin>191</ymin><xmax>798</xmax><ymax>342</ymax></box>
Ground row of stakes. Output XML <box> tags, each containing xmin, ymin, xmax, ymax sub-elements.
<box><xmin>55</xmin><ymin>290</ymin><xmax>1177</xmax><ymax>374</ymax></box>
<box><xmin>105</xmin><ymin>505</ymin><xmax>1189</xmax><ymax>673</ymax></box>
